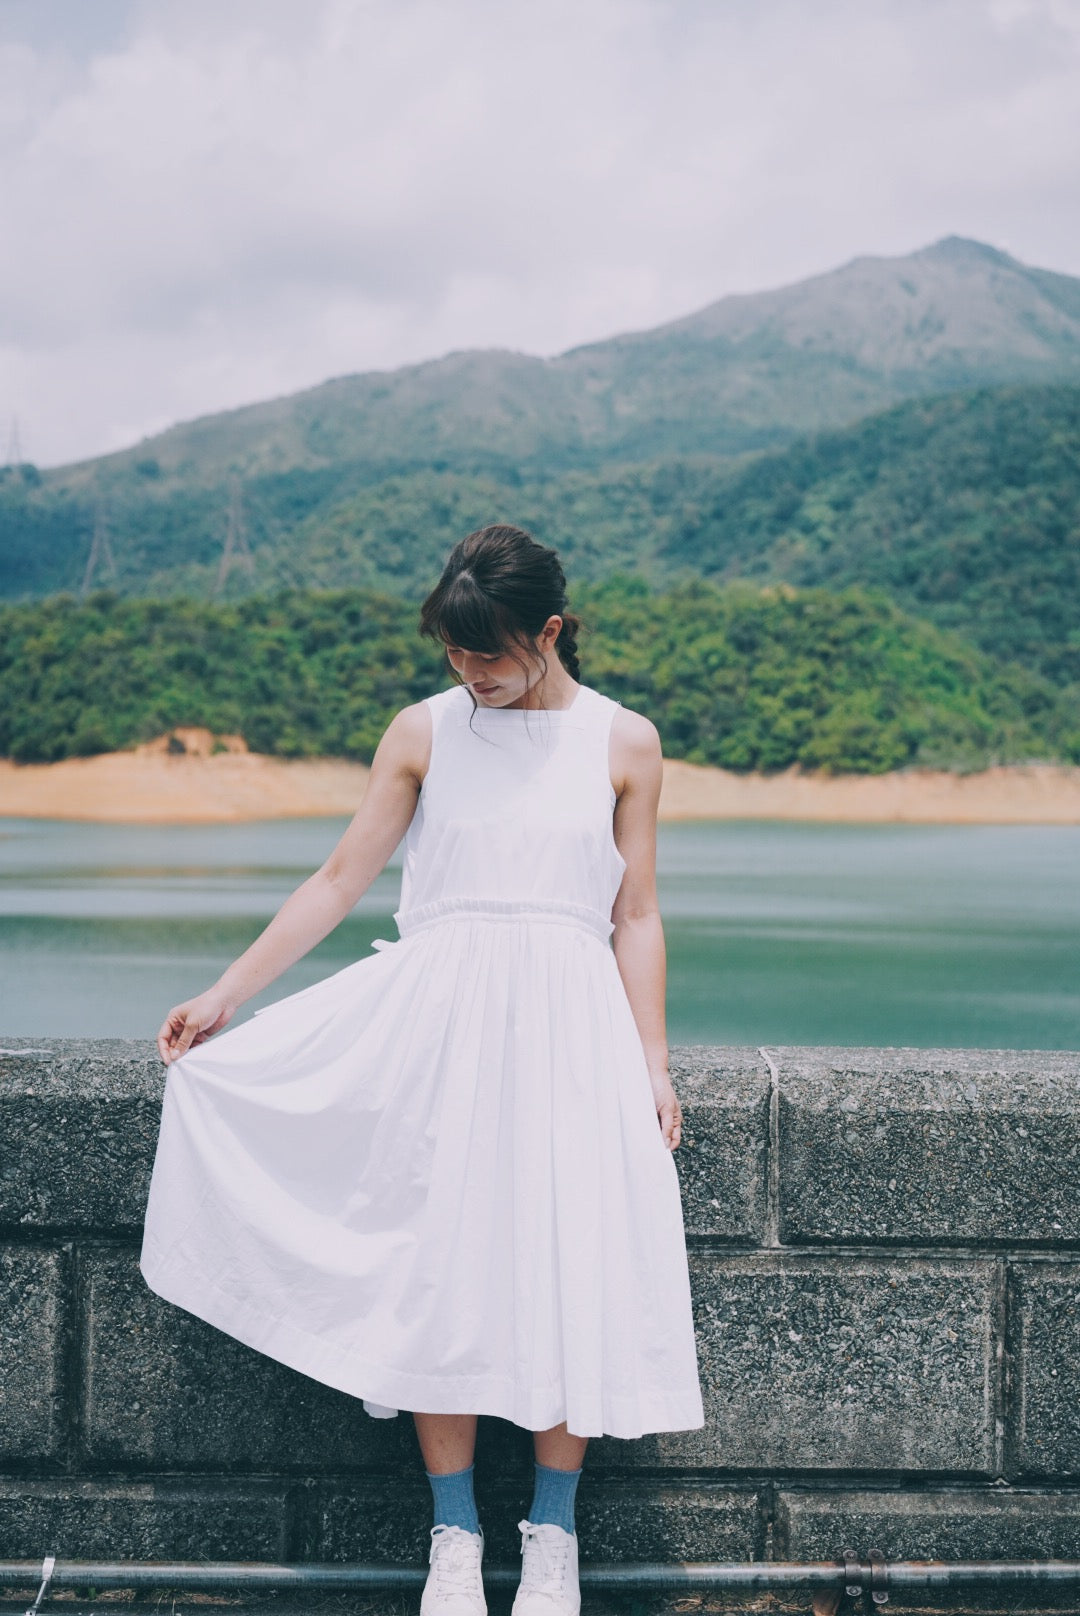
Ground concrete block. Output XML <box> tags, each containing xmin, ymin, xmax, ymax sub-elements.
<box><xmin>84</xmin><ymin>1248</ymin><xmax>415</xmax><ymax>1468</ymax></box>
<box><xmin>1010</xmin><ymin>1261</ymin><xmax>1080</xmax><ymax>1478</ymax></box>
<box><xmin>0</xmin><ymin>1246</ymin><xmax>66</xmax><ymax>1461</ymax></box>
<box><xmin>315</xmin><ymin>1475</ymin><xmax>758</xmax><ymax>1567</ymax></box>
<box><xmin>313</xmin><ymin>1476</ymin><xmax>433</xmax><ymax>1565</ymax></box>
<box><xmin>0</xmin><ymin>1039</ymin><xmax>162</xmax><ymax>1231</ymax></box>
<box><xmin>574</xmin><ymin>1479</ymin><xmax>759</xmax><ymax>1564</ymax></box>
<box><xmin>777</xmin><ymin>1486</ymin><xmax>1080</xmax><ymax>1612</ymax></box>
<box><xmin>776</xmin><ymin>1047</ymin><xmax>1080</xmax><ymax>1244</ymax></box>
<box><xmin>590</xmin><ymin>1253</ymin><xmax>996</xmax><ymax>1473</ymax></box>
<box><xmin>667</xmin><ymin>1046</ymin><xmax>769</xmax><ymax>1240</ymax></box>
<box><xmin>0</xmin><ymin>1477</ymin><xmax>288</xmax><ymax>1560</ymax></box>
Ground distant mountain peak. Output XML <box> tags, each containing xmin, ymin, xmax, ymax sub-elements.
<box><xmin>913</xmin><ymin>234</ymin><xmax>1019</xmax><ymax>268</ymax></box>
<box><xmin>39</xmin><ymin>236</ymin><xmax>1080</xmax><ymax>485</ymax></box>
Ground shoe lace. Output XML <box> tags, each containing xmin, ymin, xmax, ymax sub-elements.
<box><xmin>517</xmin><ymin>1519</ymin><xmax>570</xmax><ymax>1596</ymax></box>
<box><xmin>430</xmin><ymin>1524</ymin><xmax>482</xmax><ymax>1596</ymax></box>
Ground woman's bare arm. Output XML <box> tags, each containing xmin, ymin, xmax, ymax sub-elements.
<box><xmin>609</xmin><ymin>708</ymin><xmax>683</xmax><ymax>1150</ymax></box>
<box><xmin>157</xmin><ymin>701</ymin><xmax>431</xmax><ymax>1063</ymax></box>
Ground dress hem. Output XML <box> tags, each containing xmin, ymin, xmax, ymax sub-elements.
<box><xmin>138</xmin><ymin>1243</ymin><xmax>706</xmax><ymax>1441</ymax></box>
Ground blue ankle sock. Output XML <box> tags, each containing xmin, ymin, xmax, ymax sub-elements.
<box><xmin>425</xmin><ymin>1462</ymin><xmax>480</xmax><ymax>1535</ymax></box>
<box><xmin>528</xmin><ymin>1461</ymin><xmax>582</xmax><ymax>1534</ymax></box>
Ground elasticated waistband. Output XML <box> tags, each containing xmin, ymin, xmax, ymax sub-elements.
<box><xmin>393</xmin><ymin>894</ymin><xmax>614</xmax><ymax>944</ymax></box>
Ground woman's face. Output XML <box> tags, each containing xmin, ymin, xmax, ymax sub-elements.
<box><xmin>444</xmin><ymin>618</ymin><xmax>561</xmax><ymax>706</ymax></box>
<box><xmin>444</xmin><ymin>642</ymin><xmax>528</xmax><ymax>705</ymax></box>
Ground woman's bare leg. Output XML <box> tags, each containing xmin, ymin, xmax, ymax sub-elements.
<box><xmin>413</xmin><ymin>1410</ymin><xmax>479</xmax><ymax>1473</ymax></box>
<box><xmin>533</xmin><ymin>1418</ymin><xmax>588</xmax><ymax>1470</ymax></box>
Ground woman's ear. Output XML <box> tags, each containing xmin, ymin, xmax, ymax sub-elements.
<box><xmin>542</xmin><ymin>614</ymin><xmax>563</xmax><ymax>649</ymax></box>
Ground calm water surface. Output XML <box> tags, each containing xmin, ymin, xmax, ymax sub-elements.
<box><xmin>0</xmin><ymin>816</ymin><xmax>1077</xmax><ymax>1049</ymax></box>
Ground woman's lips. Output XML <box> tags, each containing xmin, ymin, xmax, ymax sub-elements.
<box><xmin>473</xmin><ymin>684</ymin><xmax>498</xmax><ymax>695</ymax></box>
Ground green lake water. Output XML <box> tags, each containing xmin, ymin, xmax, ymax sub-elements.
<box><xmin>0</xmin><ymin>816</ymin><xmax>1077</xmax><ymax>1050</ymax></box>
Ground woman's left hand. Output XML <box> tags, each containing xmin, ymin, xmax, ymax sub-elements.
<box><xmin>650</xmin><ymin>1073</ymin><xmax>684</xmax><ymax>1151</ymax></box>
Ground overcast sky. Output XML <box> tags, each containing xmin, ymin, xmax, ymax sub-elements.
<box><xmin>3</xmin><ymin>0</ymin><xmax>1079</xmax><ymax>468</ymax></box>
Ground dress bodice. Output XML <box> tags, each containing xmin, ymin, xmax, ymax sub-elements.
<box><xmin>395</xmin><ymin>682</ymin><xmax>627</xmax><ymax>944</ymax></box>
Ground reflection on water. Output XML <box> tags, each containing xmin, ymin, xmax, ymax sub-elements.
<box><xmin>0</xmin><ymin>816</ymin><xmax>1077</xmax><ymax>1049</ymax></box>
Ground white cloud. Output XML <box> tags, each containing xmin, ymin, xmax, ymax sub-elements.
<box><xmin>2</xmin><ymin>0</ymin><xmax>1079</xmax><ymax>466</ymax></box>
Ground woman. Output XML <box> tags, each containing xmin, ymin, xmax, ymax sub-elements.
<box><xmin>141</xmin><ymin>523</ymin><xmax>704</xmax><ymax>1616</ymax></box>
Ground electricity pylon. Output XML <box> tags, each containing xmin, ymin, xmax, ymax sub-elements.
<box><xmin>4</xmin><ymin>416</ymin><xmax>22</xmax><ymax>467</ymax></box>
<box><xmin>81</xmin><ymin>494</ymin><xmax>118</xmax><ymax>598</ymax></box>
<box><xmin>214</xmin><ymin>476</ymin><xmax>256</xmax><ymax>596</ymax></box>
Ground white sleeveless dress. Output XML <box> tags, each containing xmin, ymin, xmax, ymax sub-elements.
<box><xmin>139</xmin><ymin>681</ymin><xmax>705</xmax><ymax>1439</ymax></box>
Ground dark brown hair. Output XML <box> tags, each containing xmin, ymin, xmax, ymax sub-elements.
<box><xmin>419</xmin><ymin>525</ymin><xmax>582</xmax><ymax>716</ymax></box>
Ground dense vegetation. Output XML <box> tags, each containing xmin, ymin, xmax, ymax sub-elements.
<box><xmin>3</xmin><ymin>383</ymin><xmax>1079</xmax><ymax>704</ymax></box>
<box><xmin>662</xmin><ymin>383</ymin><xmax>1080</xmax><ymax>687</ymax></box>
<box><xmin>1</xmin><ymin>579</ymin><xmax>1075</xmax><ymax>774</ymax></box>
<box><xmin>0</xmin><ymin>456</ymin><xmax>714</xmax><ymax>601</ymax></box>
<box><xmin>3</xmin><ymin>242</ymin><xmax>1078</xmax><ymax>782</ymax></box>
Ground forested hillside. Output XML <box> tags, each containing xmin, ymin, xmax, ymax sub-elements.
<box><xmin>4</xmin><ymin>383</ymin><xmax>1077</xmax><ymax>700</ymax></box>
<box><xmin>2</xmin><ymin>580</ymin><xmax>1074</xmax><ymax>774</ymax></box>
<box><xmin>661</xmin><ymin>383</ymin><xmax>1080</xmax><ymax>686</ymax></box>
<box><xmin>4</xmin><ymin>234</ymin><xmax>1080</xmax><ymax>603</ymax></box>
<box><xmin>3</xmin><ymin>236</ymin><xmax>1078</xmax><ymax>779</ymax></box>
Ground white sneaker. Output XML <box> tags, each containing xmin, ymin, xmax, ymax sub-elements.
<box><xmin>420</xmin><ymin>1523</ymin><xmax>487</xmax><ymax>1615</ymax></box>
<box><xmin>511</xmin><ymin>1518</ymin><xmax>581</xmax><ymax>1614</ymax></box>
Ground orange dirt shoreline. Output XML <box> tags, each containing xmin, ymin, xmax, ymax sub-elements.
<box><xmin>1</xmin><ymin>729</ymin><xmax>1078</xmax><ymax>824</ymax></box>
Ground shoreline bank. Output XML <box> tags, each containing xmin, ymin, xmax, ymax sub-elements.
<box><xmin>1</xmin><ymin>731</ymin><xmax>1079</xmax><ymax>824</ymax></box>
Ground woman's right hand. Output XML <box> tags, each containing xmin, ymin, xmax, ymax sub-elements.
<box><xmin>157</xmin><ymin>987</ymin><xmax>236</xmax><ymax>1066</ymax></box>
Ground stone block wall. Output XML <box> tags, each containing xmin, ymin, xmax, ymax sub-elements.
<box><xmin>1</xmin><ymin>1039</ymin><xmax>1078</xmax><ymax>1611</ymax></box>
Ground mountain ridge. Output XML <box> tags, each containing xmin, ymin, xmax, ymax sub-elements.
<box><xmin>39</xmin><ymin>234</ymin><xmax>1080</xmax><ymax>486</ymax></box>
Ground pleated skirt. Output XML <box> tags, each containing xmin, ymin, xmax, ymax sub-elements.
<box><xmin>139</xmin><ymin>905</ymin><xmax>705</xmax><ymax>1439</ymax></box>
